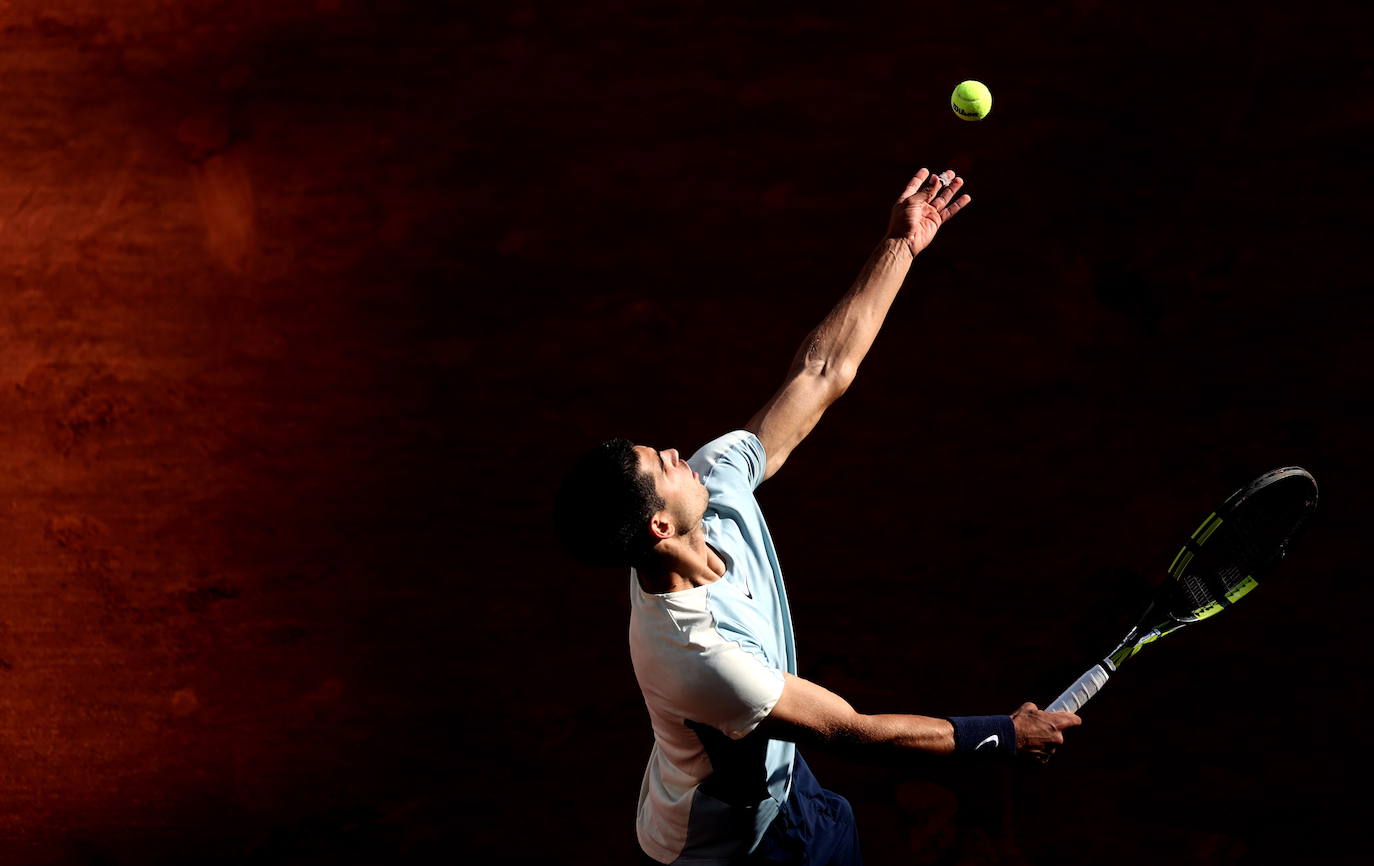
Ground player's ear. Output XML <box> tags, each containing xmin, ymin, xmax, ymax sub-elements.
<box><xmin>649</xmin><ymin>510</ymin><xmax>674</xmax><ymax>540</ymax></box>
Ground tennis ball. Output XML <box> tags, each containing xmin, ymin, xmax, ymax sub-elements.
<box><xmin>951</xmin><ymin>80</ymin><xmax>992</xmax><ymax>121</ymax></box>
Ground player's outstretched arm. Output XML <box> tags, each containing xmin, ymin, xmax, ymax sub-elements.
<box><xmin>746</xmin><ymin>169</ymin><xmax>971</xmax><ymax>482</ymax></box>
<box><xmin>753</xmin><ymin>673</ymin><xmax>1079</xmax><ymax>764</ymax></box>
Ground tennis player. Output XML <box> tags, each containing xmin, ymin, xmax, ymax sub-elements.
<box><xmin>555</xmin><ymin>169</ymin><xmax>1081</xmax><ymax>865</ymax></box>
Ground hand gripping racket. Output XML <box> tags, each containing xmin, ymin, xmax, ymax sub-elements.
<box><xmin>1046</xmin><ymin>467</ymin><xmax>1318</xmax><ymax>714</ymax></box>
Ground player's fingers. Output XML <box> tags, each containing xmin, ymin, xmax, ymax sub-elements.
<box><xmin>933</xmin><ymin>176</ymin><xmax>964</xmax><ymax>210</ymax></box>
<box><xmin>924</xmin><ymin>170</ymin><xmax>947</xmax><ymax>201</ymax></box>
<box><xmin>928</xmin><ymin>174</ymin><xmax>961</xmax><ymax>204</ymax></box>
<box><xmin>1017</xmin><ymin>702</ymin><xmax>1039</xmax><ymax>713</ymax></box>
<box><xmin>940</xmin><ymin>194</ymin><xmax>971</xmax><ymax>221</ymax></box>
<box><xmin>898</xmin><ymin>168</ymin><xmax>930</xmax><ymax>201</ymax></box>
<box><xmin>1056</xmin><ymin>711</ymin><xmax>1083</xmax><ymax>728</ymax></box>
<box><xmin>914</xmin><ymin>169</ymin><xmax>945</xmax><ymax>202</ymax></box>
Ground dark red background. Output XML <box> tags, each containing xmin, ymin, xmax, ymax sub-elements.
<box><xmin>1</xmin><ymin>2</ymin><xmax>1370</xmax><ymax>864</ymax></box>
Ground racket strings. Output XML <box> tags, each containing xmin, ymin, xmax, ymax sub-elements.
<box><xmin>1171</xmin><ymin>522</ymin><xmax>1262</xmax><ymax>613</ymax></box>
<box><xmin>1173</xmin><ymin>569</ymin><xmax>1223</xmax><ymax>616</ymax></box>
<box><xmin>1168</xmin><ymin>479</ymin><xmax>1316</xmax><ymax>619</ymax></box>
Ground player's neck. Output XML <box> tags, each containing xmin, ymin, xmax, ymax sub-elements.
<box><xmin>636</xmin><ymin>530</ymin><xmax>726</xmax><ymax>594</ymax></box>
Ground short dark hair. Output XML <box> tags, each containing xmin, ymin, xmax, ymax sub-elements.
<box><xmin>554</xmin><ymin>438</ymin><xmax>665</xmax><ymax>568</ymax></box>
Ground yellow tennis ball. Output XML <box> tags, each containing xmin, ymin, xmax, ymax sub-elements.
<box><xmin>951</xmin><ymin>80</ymin><xmax>992</xmax><ymax>121</ymax></box>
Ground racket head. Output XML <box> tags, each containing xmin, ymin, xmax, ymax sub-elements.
<box><xmin>1160</xmin><ymin>466</ymin><xmax>1318</xmax><ymax>625</ymax></box>
<box><xmin>1060</xmin><ymin>467</ymin><xmax>1318</xmax><ymax>706</ymax></box>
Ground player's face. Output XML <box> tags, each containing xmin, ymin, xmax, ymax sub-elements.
<box><xmin>635</xmin><ymin>445</ymin><xmax>709</xmax><ymax>536</ymax></box>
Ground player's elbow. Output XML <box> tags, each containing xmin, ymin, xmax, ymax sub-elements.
<box><xmin>823</xmin><ymin>710</ymin><xmax>876</xmax><ymax>749</ymax></box>
<box><xmin>795</xmin><ymin>360</ymin><xmax>855</xmax><ymax>401</ymax></box>
<box><xmin>796</xmin><ymin>704</ymin><xmax>870</xmax><ymax>751</ymax></box>
<box><xmin>796</xmin><ymin>337</ymin><xmax>856</xmax><ymax>389</ymax></box>
<box><xmin>759</xmin><ymin>677</ymin><xmax>864</xmax><ymax>748</ymax></box>
<box><xmin>823</xmin><ymin>361</ymin><xmax>857</xmax><ymax>395</ymax></box>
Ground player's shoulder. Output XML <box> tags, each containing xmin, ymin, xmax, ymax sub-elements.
<box><xmin>688</xmin><ymin>430</ymin><xmax>766</xmax><ymax>490</ymax></box>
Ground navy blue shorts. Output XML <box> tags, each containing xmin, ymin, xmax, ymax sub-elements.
<box><xmin>744</xmin><ymin>753</ymin><xmax>864</xmax><ymax>866</ymax></box>
<box><xmin>638</xmin><ymin>753</ymin><xmax>863</xmax><ymax>866</ymax></box>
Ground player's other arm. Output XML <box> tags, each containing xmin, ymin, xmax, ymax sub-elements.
<box><xmin>753</xmin><ymin>673</ymin><xmax>1079</xmax><ymax>762</ymax></box>
<box><xmin>746</xmin><ymin>169</ymin><xmax>971</xmax><ymax>482</ymax></box>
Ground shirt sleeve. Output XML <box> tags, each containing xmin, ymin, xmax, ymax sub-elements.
<box><xmin>688</xmin><ymin>430</ymin><xmax>767</xmax><ymax>493</ymax></box>
<box><xmin>676</xmin><ymin>639</ymin><xmax>784</xmax><ymax>740</ymax></box>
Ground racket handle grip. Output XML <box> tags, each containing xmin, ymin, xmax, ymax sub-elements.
<box><xmin>1046</xmin><ymin>663</ymin><xmax>1110</xmax><ymax>714</ymax></box>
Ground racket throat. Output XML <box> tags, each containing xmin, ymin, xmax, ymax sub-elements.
<box><xmin>1104</xmin><ymin>625</ymin><xmax>1166</xmax><ymax>671</ymax></box>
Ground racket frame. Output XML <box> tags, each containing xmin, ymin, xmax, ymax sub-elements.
<box><xmin>1044</xmin><ymin>468</ymin><xmax>1316</xmax><ymax>715</ymax></box>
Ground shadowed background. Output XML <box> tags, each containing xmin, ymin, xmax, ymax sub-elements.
<box><xmin>0</xmin><ymin>1</ymin><xmax>1370</xmax><ymax>864</ymax></box>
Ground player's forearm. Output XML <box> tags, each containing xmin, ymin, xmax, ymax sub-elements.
<box><xmin>794</xmin><ymin>238</ymin><xmax>916</xmax><ymax>385</ymax></box>
<box><xmin>762</xmin><ymin>674</ymin><xmax>968</xmax><ymax>760</ymax></box>
<box><xmin>830</xmin><ymin>712</ymin><xmax>956</xmax><ymax>756</ymax></box>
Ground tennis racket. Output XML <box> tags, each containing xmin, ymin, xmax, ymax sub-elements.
<box><xmin>1046</xmin><ymin>466</ymin><xmax>1318</xmax><ymax>714</ymax></box>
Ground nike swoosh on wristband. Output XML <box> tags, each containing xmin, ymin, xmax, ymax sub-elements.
<box><xmin>976</xmin><ymin>734</ymin><xmax>999</xmax><ymax>750</ymax></box>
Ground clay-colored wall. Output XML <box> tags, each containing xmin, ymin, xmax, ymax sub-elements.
<box><xmin>0</xmin><ymin>3</ymin><xmax>1366</xmax><ymax>864</ymax></box>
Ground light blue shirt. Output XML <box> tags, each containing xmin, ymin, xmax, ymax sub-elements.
<box><xmin>630</xmin><ymin>431</ymin><xmax>799</xmax><ymax>864</ymax></box>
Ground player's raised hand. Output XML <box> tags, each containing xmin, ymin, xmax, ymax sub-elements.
<box><xmin>1010</xmin><ymin>701</ymin><xmax>1081</xmax><ymax>764</ymax></box>
<box><xmin>886</xmin><ymin>168</ymin><xmax>970</xmax><ymax>257</ymax></box>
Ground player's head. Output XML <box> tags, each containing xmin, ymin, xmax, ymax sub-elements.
<box><xmin>555</xmin><ymin>439</ymin><xmax>708</xmax><ymax>568</ymax></box>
